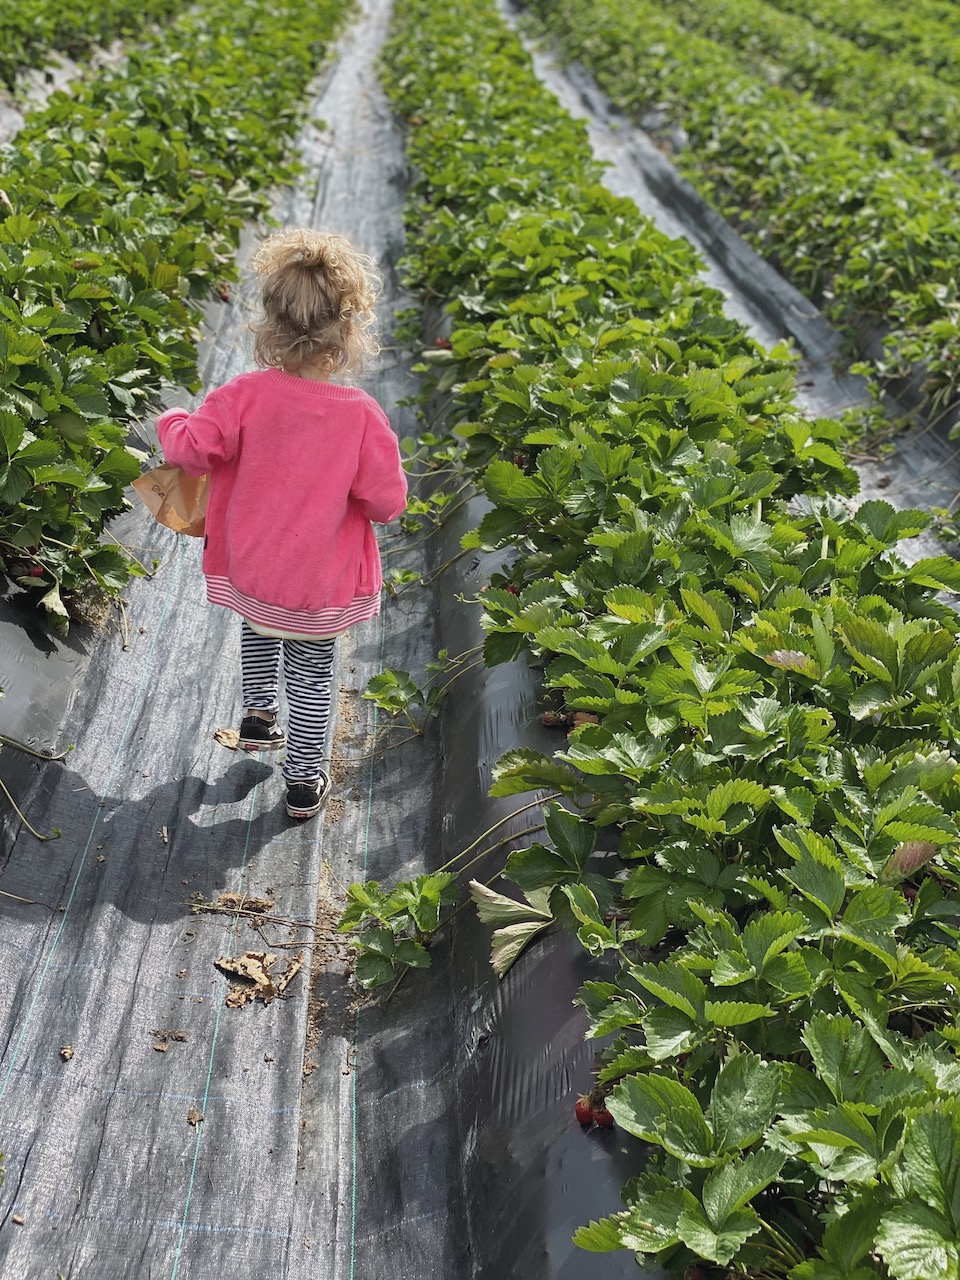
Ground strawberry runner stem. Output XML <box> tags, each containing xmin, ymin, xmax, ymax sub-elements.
<box><xmin>434</xmin><ymin>796</ymin><xmax>561</xmax><ymax>875</ymax></box>
<box><xmin>0</xmin><ymin>776</ymin><xmax>61</xmax><ymax>841</ymax></box>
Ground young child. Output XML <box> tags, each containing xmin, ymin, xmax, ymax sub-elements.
<box><xmin>157</xmin><ymin>229</ymin><xmax>408</xmax><ymax>820</ymax></box>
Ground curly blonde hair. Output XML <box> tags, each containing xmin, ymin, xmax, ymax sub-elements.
<box><xmin>251</xmin><ymin>229</ymin><xmax>381</xmax><ymax>378</ymax></box>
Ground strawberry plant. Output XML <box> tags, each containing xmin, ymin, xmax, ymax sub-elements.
<box><xmin>358</xmin><ymin>0</ymin><xmax>960</xmax><ymax>1272</ymax></box>
<box><xmin>657</xmin><ymin>0</ymin><xmax>960</xmax><ymax>164</ymax></box>
<box><xmin>769</xmin><ymin>0</ymin><xmax>960</xmax><ymax>87</ymax></box>
<box><xmin>525</xmin><ymin>0</ymin><xmax>960</xmax><ymax>425</ymax></box>
<box><xmin>363</xmin><ymin>649</ymin><xmax>480</xmax><ymax>730</ymax></box>
<box><xmin>363</xmin><ymin>669</ymin><xmax>439</xmax><ymax>731</ymax></box>
<box><xmin>338</xmin><ymin>873</ymin><xmax>460</xmax><ymax>989</ymax></box>
<box><xmin>0</xmin><ymin>0</ymin><xmax>180</xmax><ymax>91</ymax></box>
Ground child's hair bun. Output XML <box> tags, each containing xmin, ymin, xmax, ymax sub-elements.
<box><xmin>251</xmin><ymin>229</ymin><xmax>381</xmax><ymax>377</ymax></box>
<box><xmin>253</xmin><ymin>228</ymin><xmax>367</xmax><ymax>279</ymax></box>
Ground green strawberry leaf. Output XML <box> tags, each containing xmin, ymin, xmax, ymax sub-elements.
<box><xmin>641</xmin><ymin>1006</ymin><xmax>702</xmax><ymax>1061</ymax></box>
<box><xmin>701</xmin><ymin>1147</ymin><xmax>785</xmax><ymax>1226</ymax></box>
<box><xmin>875</xmin><ymin>1202</ymin><xmax>960</xmax><ymax>1280</ymax></box>
<box><xmin>900</xmin><ymin>1109</ymin><xmax>960</xmax><ymax>1228</ymax></box>
<box><xmin>608</xmin><ymin>1074</ymin><xmax>715</xmax><ymax>1166</ymax></box>
<box><xmin>801</xmin><ymin>1014</ymin><xmax>885</xmax><ymax>1105</ymax></box>
<box><xmin>676</xmin><ymin>1200</ymin><xmax>761</xmax><ymax>1266</ymax></box>
<box><xmin>707</xmin><ymin>1053</ymin><xmax>782</xmax><ymax>1153</ymax></box>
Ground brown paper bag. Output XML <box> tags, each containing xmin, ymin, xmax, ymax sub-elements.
<box><xmin>132</xmin><ymin>464</ymin><xmax>208</xmax><ymax>538</ymax></box>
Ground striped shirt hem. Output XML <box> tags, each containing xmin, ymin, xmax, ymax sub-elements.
<box><xmin>206</xmin><ymin>576</ymin><xmax>380</xmax><ymax>636</ymax></box>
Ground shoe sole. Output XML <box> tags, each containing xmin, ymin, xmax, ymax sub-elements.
<box><xmin>286</xmin><ymin>799</ymin><xmax>323</xmax><ymax>820</ymax></box>
<box><xmin>238</xmin><ymin>738</ymin><xmax>286</xmax><ymax>752</ymax></box>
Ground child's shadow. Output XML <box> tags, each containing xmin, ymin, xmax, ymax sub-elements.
<box><xmin>0</xmin><ymin>756</ymin><xmax>306</xmax><ymax>931</ymax></box>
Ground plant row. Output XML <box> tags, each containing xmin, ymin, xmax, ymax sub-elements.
<box><xmin>342</xmin><ymin>0</ymin><xmax>960</xmax><ymax>1275</ymax></box>
<box><xmin>0</xmin><ymin>0</ymin><xmax>179</xmax><ymax>92</ymax></box>
<box><xmin>769</xmin><ymin>0</ymin><xmax>960</xmax><ymax>89</ymax></box>
<box><xmin>660</xmin><ymin>0</ymin><xmax>960</xmax><ymax>165</ymax></box>
<box><xmin>526</xmin><ymin>0</ymin><xmax>960</xmax><ymax>426</ymax></box>
<box><xmin>0</xmin><ymin>0</ymin><xmax>346</xmax><ymax>624</ymax></box>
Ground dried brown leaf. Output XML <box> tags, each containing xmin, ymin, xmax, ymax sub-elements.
<box><xmin>215</xmin><ymin>951</ymin><xmax>279</xmax><ymax>1007</ymax></box>
<box><xmin>277</xmin><ymin>953</ymin><xmax>304</xmax><ymax>995</ymax></box>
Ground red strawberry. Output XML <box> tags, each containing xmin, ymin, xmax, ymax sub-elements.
<box><xmin>504</xmin><ymin>585</ymin><xmax>518</xmax><ymax>595</ymax></box>
<box><xmin>27</xmin><ymin>566</ymin><xmax>44</xmax><ymax>578</ymax></box>
<box><xmin>574</xmin><ymin>1096</ymin><xmax>594</xmax><ymax>1125</ymax></box>
<box><xmin>594</xmin><ymin>1108</ymin><xmax>614</xmax><ymax>1129</ymax></box>
<box><xmin>435</xmin><ymin>337</ymin><xmax>452</xmax><ymax>349</ymax></box>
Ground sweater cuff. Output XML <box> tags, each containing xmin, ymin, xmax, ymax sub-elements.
<box><xmin>157</xmin><ymin>406</ymin><xmax>189</xmax><ymax>432</ymax></box>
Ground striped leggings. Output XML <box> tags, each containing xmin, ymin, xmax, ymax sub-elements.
<box><xmin>240</xmin><ymin>621</ymin><xmax>336</xmax><ymax>783</ymax></box>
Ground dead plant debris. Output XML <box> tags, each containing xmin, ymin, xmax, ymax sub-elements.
<box><xmin>191</xmin><ymin>892</ymin><xmax>276</xmax><ymax>919</ymax></box>
<box><xmin>152</xmin><ymin>1029</ymin><xmax>187</xmax><ymax>1050</ymax></box>
<box><xmin>187</xmin><ymin>1108</ymin><xmax>203</xmax><ymax>1128</ymax></box>
<box><xmin>218</xmin><ymin>892</ymin><xmax>275</xmax><ymax>914</ymax></box>
<box><xmin>213</xmin><ymin>727</ymin><xmax>240</xmax><ymax>750</ymax></box>
<box><xmin>214</xmin><ymin>950</ymin><xmax>304</xmax><ymax>1008</ymax></box>
<box><xmin>59</xmin><ymin>1045</ymin><xmax>74</xmax><ymax>1062</ymax></box>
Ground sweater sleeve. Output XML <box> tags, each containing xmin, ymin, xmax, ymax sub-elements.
<box><xmin>156</xmin><ymin>387</ymin><xmax>236</xmax><ymax>476</ymax></box>
<box><xmin>350</xmin><ymin>402</ymin><xmax>408</xmax><ymax>523</ymax></box>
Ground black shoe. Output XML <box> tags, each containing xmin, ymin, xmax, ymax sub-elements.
<box><xmin>238</xmin><ymin>713</ymin><xmax>286</xmax><ymax>752</ymax></box>
<box><xmin>285</xmin><ymin>772</ymin><xmax>330</xmax><ymax>820</ymax></box>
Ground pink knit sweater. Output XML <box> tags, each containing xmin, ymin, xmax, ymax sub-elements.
<box><xmin>156</xmin><ymin>369</ymin><xmax>407</xmax><ymax>627</ymax></box>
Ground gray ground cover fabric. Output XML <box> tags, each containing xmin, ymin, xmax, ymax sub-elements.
<box><xmin>1</xmin><ymin>1</ymin><xmax>959</xmax><ymax>1277</ymax></box>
